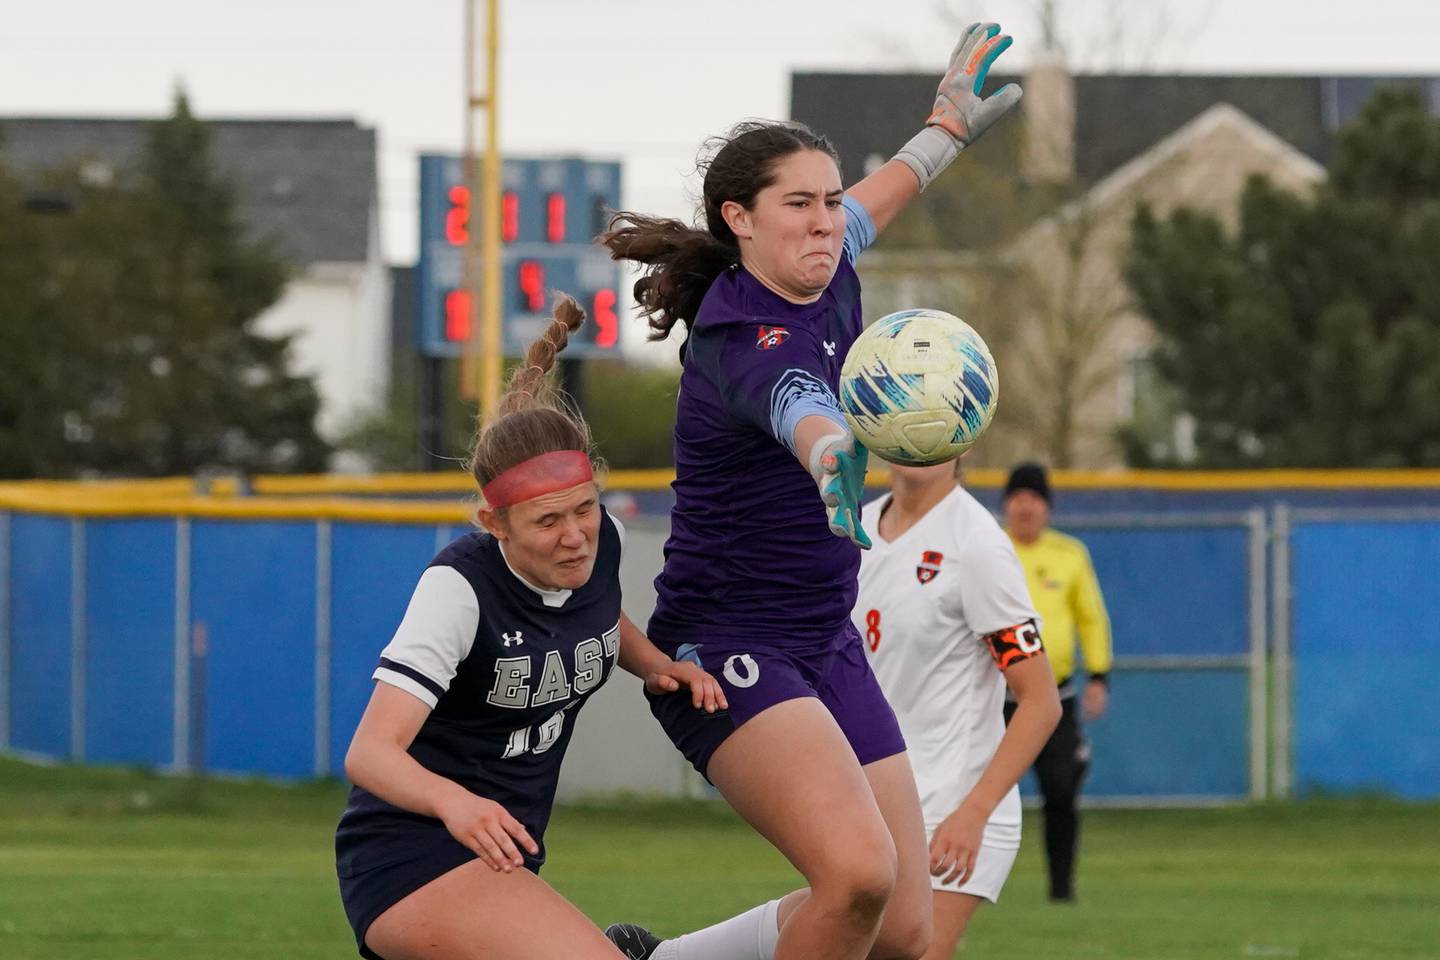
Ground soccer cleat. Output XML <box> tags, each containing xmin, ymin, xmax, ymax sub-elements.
<box><xmin>604</xmin><ymin>922</ymin><xmax>664</xmax><ymax>959</ymax></box>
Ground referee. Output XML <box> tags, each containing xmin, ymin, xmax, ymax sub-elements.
<box><xmin>1000</xmin><ymin>463</ymin><xmax>1112</xmax><ymax>903</ymax></box>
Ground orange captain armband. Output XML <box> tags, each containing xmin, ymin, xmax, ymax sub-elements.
<box><xmin>983</xmin><ymin>619</ymin><xmax>1045</xmax><ymax>672</ymax></box>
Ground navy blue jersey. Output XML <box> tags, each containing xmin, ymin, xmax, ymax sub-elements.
<box><xmin>649</xmin><ymin>198</ymin><xmax>876</xmax><ymax>648</ymax></box>
<box><xmin>336</xmin><ymin>510</ymin><xmax>624</xmax><ymax>875</ymax></box>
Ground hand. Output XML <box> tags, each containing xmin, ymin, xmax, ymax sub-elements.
<box><xmin>930</xmin><ymin>803</ymin><xmax>988</xmax><ymax>887</ymax></box>
<box><xmin>435</xmin><ymin>788</ymin><xmax>539</xmax><ymax>873</ymax></box>
<box><xmin>1083</xmin><ymin>679</ymin><xmax>1109</xmax><ymax>721</ymax></box>
<box><xmin>644</xmin><ymin>660</ymin><xmax>729</xmax><ymax>713</ymax></box>
<box><xmin>927</xmin><ymin>22</ymin><xmax>1023</xmax><ymax>148</ymax></box>
<box><xmin>818</xmin><ymin>438</ymin><xmax>872</xmax><ymax>550</ymax></box>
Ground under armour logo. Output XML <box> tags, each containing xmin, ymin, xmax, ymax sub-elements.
<box><xmin>822</xmin><ymin>340</ymin><xmax>836</xmax><ymax>357</ymax></box>
<box><xmin>502</xmin><ymin>631</ymin><xmax>524</xmax><ymax>647</ymax></box>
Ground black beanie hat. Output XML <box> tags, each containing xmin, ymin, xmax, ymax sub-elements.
<box><xmin>1004</xmin><ymin>462</ymin><xmax>1052</xmax><ymax>505</ymax></box>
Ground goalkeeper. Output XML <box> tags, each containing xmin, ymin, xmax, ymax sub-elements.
<box><xmin>599</xmin><ymin>22</ymin><xmax>1022</xmax><ymax>960</ymax></box>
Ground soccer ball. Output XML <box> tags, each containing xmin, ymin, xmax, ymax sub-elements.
<box><xmin>839</xmin><ymin>308</ymin><xmax>999</xmax><ymax>466</ymax></box>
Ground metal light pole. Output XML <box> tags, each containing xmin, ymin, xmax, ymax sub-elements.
<box><xmin>461</xmin><ymin>0</ymin><xmax>503</xmax><ymax>421</ymax></box>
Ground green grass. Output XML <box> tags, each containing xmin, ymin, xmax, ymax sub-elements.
<box><xmin>0</xmin><ymin>757</ymin><xmax>1436</xmax><ymax>959</ymax></box>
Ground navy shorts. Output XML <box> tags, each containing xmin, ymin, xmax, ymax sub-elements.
<box><xmin>646</xmin><ymin>623</ymin><xmax>906</xmax><ymax>780</ymax></box>
<box><xmin>335</xmin><ymin>813</ymin><xmax>543</xmax><ymax>959</ymax></box>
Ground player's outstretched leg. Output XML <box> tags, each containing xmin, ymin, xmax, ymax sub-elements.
<box><xmin>607</xmin><ymin>899</ymin><xmax>783</xmax><ymax>960</ymax></box>
<box><xmin>707</xmin><ymin>698</ymin><xmax>903</xmax><ymax>960</ymax></box>
<box><xmin>606</xmin><ymin>922</ymin><xmax>664</xmax><ymax>959</ymax></box>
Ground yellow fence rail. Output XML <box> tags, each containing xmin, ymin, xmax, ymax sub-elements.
<box><xmin>4</xmin><ymin>468</ymin><xmax>1440</xmax><ymax>523</ymax></box>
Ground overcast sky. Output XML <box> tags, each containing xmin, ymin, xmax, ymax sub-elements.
<box><xmin>2</xmin><ymin>0</ymin><xmax>1432</xmax><ymax>356</ymax></box>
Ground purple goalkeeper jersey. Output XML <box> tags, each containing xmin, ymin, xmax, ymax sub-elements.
<box><xmin>649</xmin><ymin>238</ymin><xmax>870</xmax><ymax>648</ymax></box>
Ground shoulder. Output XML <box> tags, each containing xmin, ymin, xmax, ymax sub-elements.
<box><xmin>1044</xmin><ymin>529</ymin><xmax>1091</xmax><ymax>556</ymax></box>
<box><xmin>824</xmin><ymin>256</ymin><xmax>862</xmax><ymax>319</ymax></box>
<box><xmin>578</xmin><ymin>505</ymin><xmax>624</xmax><ymax>589</ymax></box>
<box><xmin>830</xmin><ymin>251</ymin><xmax>861</xmax><ymax>291</ymax></box>
<box><xmin>947</xmin><ymin>490</ymin><xmax>1019</xmax><ymax>569</ymax></box>
<box><xmin>408</xmin><ymin>563</ymin><xmax>482</xmax><ymax>611</ymax></box>
<box><xmin>950</xmin><ymin>487</ymin><xmax>1008</xmax><ymax>547</ymax></box>
<box><xmin>1042</xmin><ymin>530</ymin><xmax>1096</xmax><ymax>571</ymax></box>
<box><xmin>693</xmin><ymin>266</ymin><xmax>744</xmax><ymax>329</ymax></box>
<box><xmin>432</xmin><ymin>529</ymin><xmax>491</xmax><ymax>570</ymax></box>
<box><xmin>429</xmin><ymin>530</ymin><xmax>496</xmax><ymax>589</ymax></box>
<box><xmin>601</xmin><ymin>506</ymin><xmax>625</xmax><ymax>556</ymax></box>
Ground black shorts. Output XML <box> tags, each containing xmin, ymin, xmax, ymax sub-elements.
<box><xmin>335</xmin><ymin>813</ymin><xmax>543</xmax><ymax>959</ymax></box>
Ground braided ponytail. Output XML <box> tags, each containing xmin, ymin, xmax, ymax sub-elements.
<box><xmin>498</xmin><ymin>294</ymin><xmax>585</xmax><ymax>415</ymax></box>
<box><xmin>468</xmin><ymin>294</ymin><xmax>601</xmax><ymax>495</ymax></box>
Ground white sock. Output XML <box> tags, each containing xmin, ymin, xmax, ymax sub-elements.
<box><xmin>653</xmin><ymin>898</ymin><xmax>782</xmax><ymax>960</ymax></box>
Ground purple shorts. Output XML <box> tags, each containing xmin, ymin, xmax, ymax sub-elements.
<box><xmin>646</xmin><ymin>624</ymin><xmax>907</xmax><ymax>780</ymax></box>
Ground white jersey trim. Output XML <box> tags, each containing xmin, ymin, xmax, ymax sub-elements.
<box><xmin>498</xmin><ymin>543</ymin><xmax>572</xmax><ymax>608</ymax></box>
<box><xmin>373</xmin><ymin>565</ymin><xmax>480</xmax><ymax>704</ymax></box>
<box><xmin>373</xmin><ymin>669</ymin><xmax>444</xmax><ymax>709</ymax></box>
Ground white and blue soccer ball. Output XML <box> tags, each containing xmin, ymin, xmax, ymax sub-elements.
<box><xmin>839</xmin><ymin>308</ymin><xmax>999</xmax><ymax>466</ymax></box>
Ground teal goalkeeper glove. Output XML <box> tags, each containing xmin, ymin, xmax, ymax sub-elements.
<box><xmin>817</xmin><ymin>438</ymin><xmax>872</xmax><ymax>551</ymax></box>
<box><xmin>928</xmin><ymin>22</ymin><xmax>1023</xmax><ymax>147</ymax></box>
<box><xmin>894</xmin><ymin>22</ymin><xmax>1023</xmax><ymax>191</ymax></box>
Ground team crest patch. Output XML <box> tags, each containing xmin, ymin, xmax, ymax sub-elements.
<box><xmin>756</xmin><ymin>326</ymin><xmax>790</xmax><ymax>350</ymax></box>
<box><xmin>917</xmin><ymin>550</ymin><xmax>943</xmax><ymax>584</ymax></box>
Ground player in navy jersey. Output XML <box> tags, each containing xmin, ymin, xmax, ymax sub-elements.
<box><xmin>598</xmin><ymin>23</ymin><xmax>1023</xmax><ymax>960</ymax></box>
<box><xmin>335</xmin><ymin>296</ymin><xmax>725</xmax><ymax>960</ymax></box>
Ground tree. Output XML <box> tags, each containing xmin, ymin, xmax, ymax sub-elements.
<box><xmin>581</xmin><ymin>360</ymin><xmax>678</xmax><ymax>469</ymax></box>
<box><xmin>1126</xmin><ymin>87</ymin><xmax>1440</xmax><ymax>468</ymax></box>
<box><xmin>982</xmin><ymin>202</ymin><xmax>1136</xmax><ymax>468</ymax></box>
<box><xmin>0</xmin><ymin>91</ymin><xmax>328</xmax><ymax>479</ymax></box>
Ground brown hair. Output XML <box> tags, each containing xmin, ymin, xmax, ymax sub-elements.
<box><xmin>599</xmin><ymin>120</ymin><xmax>841</xmax><ymax>342</ymax></box>
<box><xmin>468</xmin><ymin>294</ymin><xmax>599</xmax><ymax>498</ymax></box>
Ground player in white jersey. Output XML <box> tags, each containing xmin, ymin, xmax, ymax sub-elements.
<box><xmin>855</xmin><ymin>459</ymin><xmax>1062</xmax><ymax>959</ymax></box>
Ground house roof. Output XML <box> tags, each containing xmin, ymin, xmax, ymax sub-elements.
<box><xmin>1030</xmin><ymin>102</ymin><xmax>1327</xmax><ymax>241</ymax></box>
<box><xmin>0</xmin><ymin>116</ymin><xmax>377</xmax><ymax>265</ymax></box>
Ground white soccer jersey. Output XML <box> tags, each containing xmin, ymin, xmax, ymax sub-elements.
<box><xmin>854</xmin><ymin>486</ymin><xmax>1039</xmax><ymax>849</ymax></box>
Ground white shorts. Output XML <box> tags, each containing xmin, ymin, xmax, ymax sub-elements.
<box><xmin>928</xmin><ymin>840</ymin><xmax>1018</xmax><ymax>903</ymax></box>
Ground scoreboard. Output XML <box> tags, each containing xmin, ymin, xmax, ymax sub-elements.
<box><xmin>416</xmin><ymin>154</ymin><xmax>622</xmax><ymax>358</ymax></box>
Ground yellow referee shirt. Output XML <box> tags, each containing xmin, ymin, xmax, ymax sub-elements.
<box><xmin>1007</xmin><ymin>528</ymin><xmax>1113</xmax><ymax>687</ymax></box>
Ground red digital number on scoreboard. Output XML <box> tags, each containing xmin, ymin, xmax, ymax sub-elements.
<box><xmin>593</xmin><ymin>289</ymin><xmax>618</xmax><ymax>348</ymax></box>
<box><xmin>518</xmin><ymin>260</ymin><xmax>545</xmax><ymax>311</ymax></box>
<box><xmin>546</xmin><ymin>192</ymin><xmax>566</xmax><ymax>244</ymax></box>
<box><xmin>444</xmin><ymin>289</ymin><xmax>472</xmax><ymax>342</ymax></box>
<box><xmin>502</xmin><ymin>191</ymin><xmax>519</xmax><ymax>243</ymax></box>
<box><xmin>445</xmin><ymin>186</ymin><xmax>469</xmax><ymax>246</ymax></box>
<box><xmin>447</xmin><ymin>188</ymin><xmax>522</xmax><ymax>246</ymax></box>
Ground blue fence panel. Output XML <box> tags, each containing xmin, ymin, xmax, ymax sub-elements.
<box><xmin>8</xmin><ymin>515</ymin><xmax>73</xmax><ymax>758</ymax></box>
<box><xmin>1089</xmin><ymin>669</ymin><xmax>1249</xmax><ymax>798</ymax></box>
<box><xmin>84</xmin><ymin>519</ymin><xmax>176</xmax><ymax>767</ymax></box>
<box><xmin>1292</xmin><ymin>520</ymin><xmax>1440</xmax><ymax>799</ymax></box>
<box><xmin>1018</xmin><ymin>669</ymin><xmax>1250</xmax><ymax>800</ymax></box>
<box><xmin>1074</xmin><ymin>525</ymin><xmax>1251</xmax><ymax>657</ymax></box>
<box><xmin>328</xmin><ymin>522</ymin><xmax>444</xmax><ymax>776</ymax></box>
<box><xmin>191</xmin><ymin>520</ymin><xmax>316</xmax><ymax>778</ymax></box>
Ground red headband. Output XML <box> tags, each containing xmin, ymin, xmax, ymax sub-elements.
<box><xmin>482</xmin><ymin>451</ymin><xmax>594</xmax><ymax>508</ymax></box>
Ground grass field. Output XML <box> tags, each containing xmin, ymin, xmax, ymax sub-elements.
<box><xmin>0</xmin><ymin>756</ymin><xmax>1436</xmax><ymax>960</ymax></box>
